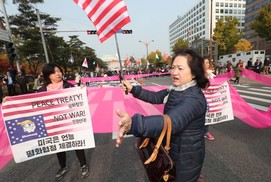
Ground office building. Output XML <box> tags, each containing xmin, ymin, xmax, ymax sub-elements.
<box><xmin>169</xmin><ymin>0</ymin><xmax>246</xmax><ymax>56</ymax></box>
<box><xmin>244</xmin><ymin>0</ymin><xmax>271</xmax><ymax>55</ymax></box>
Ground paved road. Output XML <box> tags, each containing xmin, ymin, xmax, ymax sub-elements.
<box><xmin>1</xmin><ymin>75</ymin><xmax>271</xmax><ymax>182</ymax></box>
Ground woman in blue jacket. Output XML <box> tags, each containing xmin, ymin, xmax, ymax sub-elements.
<box><xmin>116</xmin><ymin>49</ymin><xmax>209</xmax><ymax>182</ymax></box>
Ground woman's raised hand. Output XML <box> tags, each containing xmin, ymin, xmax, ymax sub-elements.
<box><xmin>115</xmin><ymin>109</ymin><xmax>132</xmax><ymax>147</ymax></box>
<box><xmin>122</xmin><ymin>80</ymin><xmax>132</xmax><ymax>94</ymax></box>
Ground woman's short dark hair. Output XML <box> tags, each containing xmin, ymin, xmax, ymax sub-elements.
<box><xmin>171</xmin><ymin>49</ymin><xmax>210</xmax><ymax>89</ymax></box>
<box><xmin>42</xmin><ymin>63</ymin><xmax>63</xmax><ymax>86</ymax></box>
<box><xmin>202</xmin><ymin>56</ymin><xmax>209</xmax><ymax>61</ymax></box>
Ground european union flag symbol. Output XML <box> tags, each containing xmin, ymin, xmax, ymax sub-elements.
<box><xmin>5</xmin><ymin>114</ymin><xmax>48</xmax><ymax>145</ymax></box>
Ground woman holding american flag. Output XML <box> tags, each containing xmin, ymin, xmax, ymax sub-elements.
<box><xmin>116</xmin><ymin>49</ymin><xmax>209</xmax><ymax>181</ymax></box>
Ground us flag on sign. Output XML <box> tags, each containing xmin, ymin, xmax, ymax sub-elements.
<box><xmin>204</xmin><ymin>85</ymin><xmax>224</xmax><ymax>113</ymax></box>
<box><xmin>202</xmin><ymin>80</ymin><xmax>234</xmax><ymax>125</ymax></box>
<box><xmin>73</xmin><ymin>0</ymin><xmax>131</xmax><ymax>42</ymax></box>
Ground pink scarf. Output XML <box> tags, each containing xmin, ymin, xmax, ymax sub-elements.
<box><xmin>46</xmin><ymin>81</ymin><xmax>63</xmax><ymax>91</ymax></box>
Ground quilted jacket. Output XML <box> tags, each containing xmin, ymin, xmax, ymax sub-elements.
<box><xmin>130</xmin><ymin>85</ymin><xmax>207</xmax><ymax>182</ymax></box>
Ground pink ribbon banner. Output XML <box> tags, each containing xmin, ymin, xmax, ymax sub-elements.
<box><xmin>68</xmin><ymin>72</ymin><xmax>170</xmax><ymax>85</ymax></box>
<box><xmin>1</xmin><ymin>69</ymin><xmax>271</xmax><ymax>169</ymax></box>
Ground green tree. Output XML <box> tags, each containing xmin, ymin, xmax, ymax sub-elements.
<box><xmin>147</xmin><ymin>50</ymin><xmax>161</xmax><ymax>65</ymax></box>
<box><xmin>65</xmin><ymin>35</ymin><xmax>104</xmax><ymax>72</ymax></box>
<box><xmin>140</xmin><ymin>57</ymin><xmax>147</xmax><ymax>67</ymax></box>
<box><xmin>9</xmin><ymin>2</ymin><xmax>60</xmax><ymax>75</ymax></box>
<box><xmin>49</xmin><ymin>36</ymin><xmax>72</xmax><ymax>73</ymax></box>
<box><xmin>171</xmin><ymin>38</ymin><xmax>189</xmax><ymax>54</ymax></box>
<box><xmin>82</xmin><ymin>46</ymin><xmax>105</xmax><ymax>72</ymax></box>
<box><xmin>8</xmin><ymin>1</ymin><xmax>103</xmax><ymax>75</ymax></box>
<box><xmin>146</xmin><ymin>50</ymin><xmax>168</xmax><ymax>70</ymax></box>
<box><xmin>213</xmin><ymin>17</ymin><xmax>243</xmax><ymax>55</ymax></box>
<box><xmin>66</xmin><ymin>35</ymin><xmax>86</xmax><ymax>71</ymax></box>
<box><xmin>12</xmin><ymin>0</ymin><xmax>44</xmax><ymax>3</ymax></box>
<box><xmin>250</xmin><ymin>2</ymin><xmax>271</xmax><ymax>41</ymax></box>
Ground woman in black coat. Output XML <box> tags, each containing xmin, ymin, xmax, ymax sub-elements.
<box><xmin>38</xmin><ymin>63</ymin><xmax>89</xmax><ymax>181</ymax></box>
<box><xmin>116</xmin><ymin>49</ymin><xmax>209</xmax><ymax>182</ymax></box>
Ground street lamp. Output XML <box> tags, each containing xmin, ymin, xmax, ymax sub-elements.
<box><xmin>209</xmin><ymin>0</ymin><xmax>213</xmax><ymax>62</ymax></box>
<box><xmin>139</xmin><ymin>40</ymin><xmax>154</xmax><ymax>58</ymax></box>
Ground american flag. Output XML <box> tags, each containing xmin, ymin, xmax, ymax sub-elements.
<box><xmin>2</xmin><ymin>88</ymin><xmax>91</xmax><ymax>146</ymax></box>
<box><xmin>203</xmin><ymin>83</ymin><xmax>226</xmax><ymax>113</ymax></box>
<box><xmin>74</xmin><ymin>0</ymin><xmax>131</xmax><ymax>43</ymax></box>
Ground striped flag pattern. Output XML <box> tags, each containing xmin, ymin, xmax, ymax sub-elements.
<box><xmin>203</xmin><ymin>84</ymin><xmax>225</xmax><ymax>113</ymax></box>
<box><xmin>74</xmin><ymin>0</ymin><xmax>131</xmax><ymax>43</ymax></box>
<box><xmin>202</xmin><ymin>81</ymin><xmax>233</xmax><ymax>125</ymax></box>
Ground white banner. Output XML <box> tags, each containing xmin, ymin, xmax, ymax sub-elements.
<box><xmin>2</xmin><ymin>87</ymin><xmax>95</xmax><ymax>163</ymax></box>
<box><xmin>203</xmin><ymin>81</ymin><xmax>234</xmax><ymax>125</ymax></box>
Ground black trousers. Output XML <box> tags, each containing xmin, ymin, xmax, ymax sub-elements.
<box><xmin>57</xmin><ymin>149</ymin><xmax>87</xmax><ymax>168</ymax></box>
<box><xmin>204</xmin><ymin>125</ymin><xmax>209</xmax><ymax>134</ymax></box>
<box><xmin>0</xmin><ymin>88</ymin><xmax>3</xmax><ymax>103</ymax></box>
<box><xmin>19</xmin><ymin>84</ymin><xmax>28</xmax><ymax>94</ymax></box>
<box><xmin>7</xmin><ymin>84</ymin><xmax>16</xmax><ymax>96</ymax></box>
<box><xmin>234</xmin><ymin>77</ymin><xmax>240</xmax><ymax>84</ymax></box>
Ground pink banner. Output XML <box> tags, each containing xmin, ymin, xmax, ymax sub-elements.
<box><xmin>85</xmin><ymin>86</ymin><xmax>166</xmax><ymax>133</ymax></box>
<box><xmin>241</xmin><ymin>69</ymin><xmax>271</xmax><ymax>86</ymax></box>
<box><xmin>1</xmin><ymin>70</ymin><xmax>271</xmax><ymax>169</ymax></box>
<box><xmin>230</xmin><ymin>69</ymin><xmax>271</xmax><ymax>127</ymax></box>
<box><xmin>0</xmin><ymin>86</ymin><xmax>166</xmax><ymax>170</ymax></box>
<box><xmin>229</xmin><ymin>84</ymin><xmax>271</xmax><ymax>128</ymax></box>
<box><xmin>68</xmin><ymin>72</ymin><xmax>170</xmax><ymax>85</ymax></box>
<box><xmin>0</xmin><ymin>108</ymin><xmax>13</xmax><ymax>170</ymax></box>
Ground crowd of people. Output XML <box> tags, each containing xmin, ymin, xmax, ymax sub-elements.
<box><xmin>217</xmin><ymin>57</ymin><xmax>270</xmax><ymax>76</ymax></box>
<box><xmin>0</xmin><ymin>68</ymin><xmax>29</xmax><ymax>103</ymax></box>
<box><xmin>220</xmin><ymin>57</ymin><xmax>270</xmax><ymax>85</ymax></box>
<box><xmin>0</xmin><ymin>69</ymin><xmax>43</xmax><ymax>103</ymax></box>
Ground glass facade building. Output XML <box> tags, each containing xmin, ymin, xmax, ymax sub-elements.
<box><xmin>244</xmin><ymin>0</ymin><xmax>271</xmax><ymax>55</ymax></box>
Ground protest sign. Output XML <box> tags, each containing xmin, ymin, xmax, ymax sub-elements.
<box><xmin>2</xmin><ymin>87</ymin><xmax>95</xmax><ymax>163</ymax></box>
<box><xmin>203</xmin><ymin>81</ymin><xmax>234</xmax><ymax>125</ymax></box>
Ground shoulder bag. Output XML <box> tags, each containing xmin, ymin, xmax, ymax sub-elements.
<box><xmin>135</xmin><ymin>114</ymin><xmax>176</xmax><ymax>182</ymax></box>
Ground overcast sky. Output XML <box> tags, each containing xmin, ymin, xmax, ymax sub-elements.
<box><xmin>4</xmin><ymin>0</ymin><xmax>199</xmax><ymax>60</ymax></box>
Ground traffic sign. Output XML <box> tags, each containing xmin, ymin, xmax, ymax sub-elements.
<box><xmin>0</xmin><ymin>29</ymin><xmax>10</xmax><ymax>42</ymax></box>
<box><xmin>122</xmin><ymin>30</ymin><xmax>132</xmax><ymax>34</ymax></box>
<box><xmin>87</xmin><ymin>30</ymin><xmax>97</xmax><ymax>34</ymax></box>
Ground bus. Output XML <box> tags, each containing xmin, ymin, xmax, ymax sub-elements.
<box><xmin>218</xmin><ymin>50</ymin><xmax>266</xmax><ymax>66</ymax></box>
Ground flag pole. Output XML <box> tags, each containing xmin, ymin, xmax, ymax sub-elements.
<box><xmin>114</xmin><ymin>34</ymin><xmax>124</xmax><ymax>82</ymax></box>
